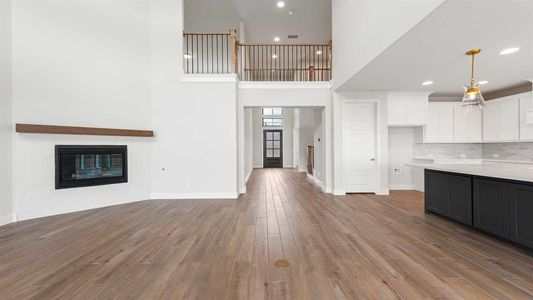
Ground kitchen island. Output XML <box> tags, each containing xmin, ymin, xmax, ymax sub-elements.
<box><xmin>408</xmin><ymin>160</ymin><xmax>533</xmax><ymax>251</ymax></box>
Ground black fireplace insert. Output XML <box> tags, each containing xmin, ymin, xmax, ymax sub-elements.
<box><xmin>55</xmin><ymin>145</ymin><xmax>128</xmax><ymax>189</ymax></box>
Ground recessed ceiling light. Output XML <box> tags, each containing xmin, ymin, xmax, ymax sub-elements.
<box><xmin>479</xmin><ymin>80</ymin><xmax>488</xmax><ymax>85</ymax></box>
<box><xmin>499</xmin><ymin>47</ymin><xmax>520</xmax><ymax>55</ymax></box>
<box><xmin>274</xmin><ymin>36</ymin><xmax>280</xmax><ymax>42</ymax></box>
<box><xmin>422</xmin><ymin>80</ymin><xmax>434</xmax><ymax>86</ymax></box>
<box><xmin>276</xmin><ymin>1</ymin><xmax>285</xmax><ymax>8</ymax></box>
<box><xmin>289</xmin><ymin>10</ymin><xmax>294</xmax><ymax>15</ymax></box>
<box><xmin>183</xmin><ymin>53</ymin><xmax>192</xmax><ymax>59</ymax></box>
<box><xmin>316</xmin><ymin>50</ymin><xmax>322</xmax><ymax>55</ymax></box>
<box><xmin>272</xmin><ymin>54</ymin><xmax>278</xmax><ymax>59</ymax></box>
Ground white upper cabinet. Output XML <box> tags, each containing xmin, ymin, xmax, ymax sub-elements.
<box><xmin>519</xmin><ymin>93</ymin><xmax>533</xmax><ymax>141</ymax></box>
<box><xmin>453</xmin><ymin>103</ymin><xmax>482</xmax><ymax>143</ymax></box>
<box><xmin>424</xmin><ymin>102</ymin><xmax>454</xmax><ymax>143</ymax></box>
<box><xmin>483</xmin><ymin>96</ymin><xmax>520</xmax><ymax>142</ymax></box>
<box><xmin>387</xmin><ymin>92</ymin><xmax>429</xmax><ymax>126</ymax></box>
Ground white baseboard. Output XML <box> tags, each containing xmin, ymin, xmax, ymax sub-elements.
<box><xmin>298</xmin><ymin>167</ymin><xmax>307</xmax><ymax>172</ymax></box>
<box><xmin>239</xmin><ymin>187</ymin><xmax>247</xmax><ymax>194</ymax></box>
<box><xmin>376</xmin><ymin>189</ymin><xmax>390</xmax><ymax>196</ymax></box>
<box><xmin>323</xmin><ymin>186</ymin><xmax>332</xmax><ymax>193</ymax></box>
<box><xmin>0</xmin><ymin>214</ymin><xmax>17</xmax><ymax>226</ymax></box>
<box><xmin>245</xmin><ymin>170</ymin><xmax>253</xmax><ymax>183</ymax></box>
<box><xmin>283</xmin><ymin>165</ymin><xmax>293</xmax><ymax>168</ymax></box>
<box><xmin>253</xmin><ymin>165</ymin><xmax>263</xmax><ymax>168</ymax></box>
<box><xmin>389</xmin><ymin>184</ymin><xmax>416</xmax><ymax>190</ymax></box>
<box><xmin>150</xmin><ymin>192</ymin><xmax>239</xmax><ymax>200</ymax></box>
<box><xmin>333</xmin><ymin>189</ymin><xmax>346</xmax><ymax>195</ymax></box>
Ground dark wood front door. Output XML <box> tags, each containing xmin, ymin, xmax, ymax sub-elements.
<box><xmin>263</xmin><ymin>130</ymin><xmax>283</xmax><ymax>168</ymax></box>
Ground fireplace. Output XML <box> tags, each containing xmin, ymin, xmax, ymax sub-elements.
<box><xmin>55</xmin><ymin>145</ymin><xmax>128</xmax><ymax>189</ymax></box>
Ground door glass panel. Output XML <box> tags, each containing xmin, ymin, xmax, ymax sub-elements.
<box><xmin>266</xmin><ymin>132</ymin><xmax>273</xmax><ymax>140</ymax></box>
<box><xmin>267</xmin><ymin>141</ymin><xmax>273</xmax><ymax>148</ymax></box>
<box><xmin>273</xmin><ymin>132</ymin><xmax>281</xmax><ymax>140</ymax></box>
<box><xmin>273</xmin><ymin>150</ymin><xmax>280</xmax><ymax>157</ymax></box>
<box><xmin>273</xmin><ymin>141</ymin><xmax>280</xmax><ymax>148</ymax></box>
<box><xmin>272</xmin><ymin>108</ymin><xmax>283</xmax><ymax>115</ymax></box>
<box><xmin>266</xmin><ymin>150</ymin><xmax>273</xmax><ymax>157</ymax></box>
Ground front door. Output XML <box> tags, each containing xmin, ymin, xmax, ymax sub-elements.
<box><xmin>263</xmin><ymin>130</ymin><xmax>283</xmax><ymax>168</ymax></box>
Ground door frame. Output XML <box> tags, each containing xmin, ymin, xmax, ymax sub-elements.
<box><xmin>263</xmin><ymin>129</ymin><xmax>283</xmax><ymax>168</ymax></box>
<box><xmin>343</xmin><ymin>100</ymin><xmax>378</xmax><ymax>193</ymax></box>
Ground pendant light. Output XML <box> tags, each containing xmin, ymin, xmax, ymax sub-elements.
<box><xmin>462</xmin><ymin>49</ymin><xmax>486</xmax><ymax>109</ymax></box>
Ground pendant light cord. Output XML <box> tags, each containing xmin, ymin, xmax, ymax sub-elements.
<box><xmin>471</xmin><ymin>53</ymin><xmax>475</xmax><ymax>84</ymax></box>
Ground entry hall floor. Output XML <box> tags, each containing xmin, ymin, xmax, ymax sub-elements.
<box><xmin>1</xmin><ymin>168</ymin><xmax>532</xmax><ymax>299</ymax></box>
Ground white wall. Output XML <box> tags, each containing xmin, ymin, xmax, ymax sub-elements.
<box><xmin>11</xmin><ymin>0</ymin><xmax>153</xmax><ymax>220</ymax></box>
<box><xmin>0</xmin><ymin>0</ymin><xmax>13</xmax><ymax>224</ymax></box>
<box><xmin>332</xmin><ymin>0</ymin><xmax>444</xmax><ymax>90</ymax></box>
<box><xmin>388</xmin><ymin>127</ymin><xmax>416</xmax><ymax>190</ymax></box>
<box><xmin>184</xmin><ymin>0</ymin><xmax>242</xmax><ymax>37</ymax></box>
<box><xmin>298</xmin><ymin>108</ymin><xmax>315</xmax><ymax>173</ymax></box>
<box><xmin>243</xmin><ymin>108</ymin><xmax>253</xmax><ymax>183</ymax></box>
<box><xmin>333</xmin><ymin>91</ymin><xmax>389</xmax><ymax>195</ymax></box>
<box><xmin>151</xmin><ymin>0</ymin><xmax>238</xmax><ymax>199</ymax></box>
<box><xmin>251</xmin><ymin>108</ymin><xmax>293</xmax><ymax>168</ymax></box>
<box><xmin>313</xmin><ymin>108</ymin><xmax>325</xmax><ymax>184</ymax></box>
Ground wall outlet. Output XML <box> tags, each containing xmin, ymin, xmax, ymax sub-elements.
<box><xmin>393</xmin><ymin>168</ymin><xmax>401</xmax><ymax>175</ymax></box>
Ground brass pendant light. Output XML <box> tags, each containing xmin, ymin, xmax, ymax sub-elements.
<box><xmin>462</xmin><ymin>49</ymin><xmax>486</xmax><ymax>109</ymax></box>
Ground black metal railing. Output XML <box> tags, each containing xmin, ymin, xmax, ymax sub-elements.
<box><xmin>182</xmin><ymin>29</ymin><xmax>332</xmax><ymax>81</ymax></box>
<box><xmin>238</xmin><ymin>44</ymin><xmax>331</xmax><ymax>81</ymax></box>
<box><xmin>182</xmin><ymin>30</ymin><xmax>237</xmax><ymax>74</ymax></box>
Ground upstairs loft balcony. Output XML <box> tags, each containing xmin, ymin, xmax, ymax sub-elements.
<box><xmin>183</xmin><ymin>29</ymin><xmax>331</xmax><ymax>82</ymax></box>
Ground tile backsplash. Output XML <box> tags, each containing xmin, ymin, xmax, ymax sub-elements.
<box><xmin>414</xmin><ymin>142</ymin><xmax>533</xmax><ymax>161</ymax></box>
<box><xmin>414</xmin><ymin>144</ymin><xmax>482</xmax><ymax>159</ymax></box>
<box><xmin>482</xmin><ymin>143</ymin><xmax>533</xmax><ymax>161</ymax></box>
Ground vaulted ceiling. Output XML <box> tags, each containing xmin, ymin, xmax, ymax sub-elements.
<box><xmin>338</xmin><ymin>0</ymin><xmax>533</xmax><ymax>95</ymax></box>
<box><xmin>184</xmin><ymin>0</ymin><xmax>332</xmax><ymax>44</ymax></box>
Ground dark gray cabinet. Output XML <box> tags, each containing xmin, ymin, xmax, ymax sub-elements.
<box><xmin>425</xmin><ymin>171</ymin><xmax>472</xmax><ymax>225</ymax></box>
<box><xmin>448</xmin><ymin>174</ymin><xmax>472</xmax><ymax>225</ymax></box>
<box><xmin>425</xmin><ymin>169</ymin><xmax>533</xmax><ymax>250</ymax></box>
<box><xmin>510</xmin><ymin>184</ymin><xmax>533</xmax><ymax>248</ymax></box>
<box><xmin>473</xmin><ymin>179</ymin><xmax>510</xmax><ymax>239</ymax></box>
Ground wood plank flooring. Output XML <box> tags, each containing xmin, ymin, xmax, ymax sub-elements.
<box><xmin>1</xmin><ymin>168</ymin><xmax>532</xmax><ymax>299</ymax></box>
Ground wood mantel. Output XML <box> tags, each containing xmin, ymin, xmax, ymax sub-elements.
<box><xmin>15</xmin><ymin>124</ymin><xmax>154</xmax><ymax>137</ymax></box>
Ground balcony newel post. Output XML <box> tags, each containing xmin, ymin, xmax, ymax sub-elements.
<box><xmin>230</xmin><ymin>29</ymin><xmax>238</xmax><ymax>74</ymax></box>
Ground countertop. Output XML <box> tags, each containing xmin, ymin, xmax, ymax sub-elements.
<box><xmin>407</xmin><ymin>160</ymin><xmax>533</xmax><ymax>183</ymax></box>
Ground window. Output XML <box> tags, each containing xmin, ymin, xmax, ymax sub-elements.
<box><xmin>262</xmin><ymin>107</ymin><xmax>283</xmax><ymax>116</ymax></box>
<box><xmin>262</xmin><ymin>118</ymin><xmax>283</xmax><ymax>127</ymax></box>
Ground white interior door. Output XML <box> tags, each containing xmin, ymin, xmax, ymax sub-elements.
<box><xmin>345</xmin><ymin>102</ymin><xmax>376</xmax><ymax>193</ymax></box>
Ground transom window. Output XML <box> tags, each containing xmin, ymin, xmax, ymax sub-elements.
<box><xmin>262</xmin><ymin>107</ymin><xmax>283</xmax><ymax>116</ymax></box>
<box><xmin>262</xmin><ymin>118</ymin><xmax>283</xmax><ymax>127</ymax></box>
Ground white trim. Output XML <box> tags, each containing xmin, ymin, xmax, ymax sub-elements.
<box><xmin>389</xmin><ymin>184</ymin><xmax>416</xmax><ymax>190</ymax></box>
<box><xmin>238</xmin><ymin>81</ymin><xmax>331</xmax><ymax>90</ymax></box>
<box><xmin>239</xmin><ymin>187</ymin><xmax>247</xmax><ymax>194</ymax></box>
<box><xmin>307</xmin><ymin>174</ymin><xmax>333</xmax><ymax>194</ymax></box>
<box><xmin>0</xmin><ymin>214</ymin><xmax>17</xmax><ymax>226</ymax></box>
<box><xmin>245</xmin><ymin>170</ymin><xmax>253</xmax><ymax>183</ymax></box>
<box><xmin>253</xmin><ymin>165</ymin><xmax>263</xmax><ymax>168</ymax></box>
<box><xmin>283</xmin><ymin>165</ymin><xmax>293</xmax><ymax>168</ymax></box>
<box><xmin>181</xmin><ymin>74</ymin><xmax>237</xmax><ymax>83</ymax></box>
<box><xmin>150</xmin><ymin>192</ymin><xmax>239</xmax><ymax>200</ymax></box>
<box><xmin>297</xmin><ymin>167</ymin><xmax>307</xmax><ymax>172</ymax></box>
<box><xmin>333</xmin><ymin>189</ymin><xmax>346</xmax><ymax>195</ymax></box>
<box><xmin>375</xmin><ymin>189</ymin><xmax>390</xmax><ymax>196</ymax></box>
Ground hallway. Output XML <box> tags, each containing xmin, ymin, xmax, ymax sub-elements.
<box><xmin>0</xmin><ymin>169</ymin><xmax>532</xmax><ymax>299</ymax></box>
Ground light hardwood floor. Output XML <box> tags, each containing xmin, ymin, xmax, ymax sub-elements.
<box><xmin>1</xmin><ymin>168</ymin><xmax>532</xmax><ymax>299</ymax></box>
